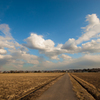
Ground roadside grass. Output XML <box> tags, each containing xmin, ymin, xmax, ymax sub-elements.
<box><xmin>72</xmin><ymin>73</ymin><xmax>100</xmax><ymax>90</ymax></box>
<box><xmin>70</xmin><ymin>73</ymin><xmax>100</xmax><ymax>100</ymax></box>
<box><xmin>68</xmin><ymin>73</ymin><xmax>95</xmax><ymax>100</ymax></box>
<box><xmin>68</xmin><ymin>74</ymin><xmax>95</xmax><ymax>100</ymax></box>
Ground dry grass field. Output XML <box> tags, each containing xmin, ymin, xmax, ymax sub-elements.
<box><xmin>68</xmin><ymin>73</ymin><xmax>95</xmax><ymax>100</ymax></box>
<box><xmin>71</xmin><ymin>72</ymin><xmax>100</xmax><ymax>100</ymax></box>
<box><xmin>0</xmin><ymin>73</ymin><xmax>63</xmax><ymax>100</ymax></box>
<box><xmin>72</xmin><ymin>73</ymin><xmax>100</xmax><ymax>89</ymax></box>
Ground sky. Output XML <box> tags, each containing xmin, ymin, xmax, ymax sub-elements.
<box><xmin>0</xmin><ymin>0</ymin><xmax>100</xmax><ymax>71</ymax></box>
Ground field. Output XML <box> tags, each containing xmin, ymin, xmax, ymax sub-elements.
<box><xmin>0</xmin><ymin>73</ymin><xmax>64</xmax><ymax>100</ymax></box>
<box><xmin>68</xmin><ymin>73</ymin><xmax>95</xmax><ymax>100</ymax></box>
<box><xmin>71</xmin><ymin>72</ymin><xmax>100</xmax><ymax>100</ymax></box>
<box><xmin>72</xmin><ymin>72</ymin><xmax>100</xmax><ymax>89</ymax></box>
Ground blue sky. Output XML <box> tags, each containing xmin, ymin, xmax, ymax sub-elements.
<box><xmin>0</xmin><ymin>0</ymin><xmax>100</xmax><ymax>71</ymax></box>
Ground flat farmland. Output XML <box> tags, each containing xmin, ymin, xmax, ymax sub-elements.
<box><xmin>72</xmin><ymin>72</ymin><xmax>100</xmax><ymax>90</ymax></box>
<box><xmin>0</xmin><ymin>73</ymin><xmax>64</xmax><ymax>100</ymax></box>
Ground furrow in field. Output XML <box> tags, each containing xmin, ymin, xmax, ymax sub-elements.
<box><xmin>70</xmin><ymin>73</ymin><xmax>100</xmax><ymax>100</ymax></box>
<box><xmin>68</xmin><ymin>73</ymin><xmax>95</xmax><ymax>100</ymax></box>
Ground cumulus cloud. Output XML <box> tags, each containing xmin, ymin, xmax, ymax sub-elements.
<box><xmin>81</xmin><ymin>39</ymin><xmax>100</xmax><ymax>53</ymax></box>
<box><xmin>84</xmin><ymin>14</ymin><xmax>100</xmax><ymax>31</ymax></box>
<box><xmin>23</xmin><ymin>33</ymin><xmax>55</xmax><ymax>50</ymax></box>
<box><xmin>23</xmin><ymin>33</ymin><xmax>82</xmax><ymax>59</ymax></box>
<box><xmin>76</xmin><ymin>14</ymin><xmax>100</xmax><ymax>44</ymax></box>
<box><xmin>60</xmin><ymin>54</ymin><xmax>72</xmax><ymax>60</ymax></box>
<box><xmin>61</xmin><ymin>38</ymin><xmax>81</xmax><ymax>52</ymax></box>
<box><xmin>23</xmin><ymin>33</ymin><xmax>65</xmax><ymax>59</ymax></box>
<box><xmin>1</xmin><ymin>14</ymin><xmax>100</xmax><ymax>70</ymax></box>
<box><xmin>0</xmin><ymin>54</ymin><xmax>12</xmax><ymax>69</ymax></box>
<box><xmin>61</xmin><ymin>14</ymin><xmax>100</xmax><ymax>54</ymax></box>
<box><xmin>35</xmin><ymin>54</ymin><xmax>100</xmax><ymax>70</ymax></box>
<box><xmin>0</xmin><ymin>24</ymin><xmax>40</xmax><ymax>69</ymax></box>
<box><xmin>62</xmin><ymin>38</ymin><xmax>76</xmax><ymax>50</ymax></box>
<box><xmin>0</xmin><ymin>36</ymin><xmax>15</xmax><ymax>49</ymax></box>
<box><xmin>10</xmin><ymin>49</ymin><xmax>39</xmax><ymax>64</ymax></box>
<box><xmin>50</xmin><ymin>55</ymin><xmax>59</xmax><ymax>60</ymax></box>
<box><xmin>66</xmin><ymin>54</ymin><xmax>100</xmax><ymax>69</ymax></box>
<box><xmin>0</xmin><ymin>49</ymin><xmax>7</xmax><ymax>54</ymax></box>
<box><xmin>23</xmin><ymin>14</ymin><xmax>100</xmax><ymax>58</ymax></box>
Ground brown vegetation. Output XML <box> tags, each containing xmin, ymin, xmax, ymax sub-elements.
<box><xmin>68</xmin><ymin>73</ymin><xmax>95</xmax><ymax>100</ymax></box>
<box><xmin>0</xmin><ymin>73</ymin><xmax>64</xmax><ymax>100</ymax></box>
<box><xmin>71</xmin><ymin>73</ymin><xmax>100</xmax><ymax>100</ymax></box>
<box><xmin>71</xmin><ymin>73</ymin><xmax>100</xmax><ymax>90</ymax></box>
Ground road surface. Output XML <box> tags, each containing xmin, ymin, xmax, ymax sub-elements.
<box><xmin>37</xmin><ymin>73</ymin><xmax>77</xmax><ymax>100</ymax></box>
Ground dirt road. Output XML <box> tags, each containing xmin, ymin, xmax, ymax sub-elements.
<box><xmin>37</xmin><ymin>73</ymin><xmax>77</xmax><ymax>100</ymax></box>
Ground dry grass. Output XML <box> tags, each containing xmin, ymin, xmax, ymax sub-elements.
<box><xmin>71</xmin><ymin>73</ymin><xmax>100</xmax><ymax>100</ymax></box>
<box><xmin>0</xmin><ymin>73</ymin><xmax>64</xmax><ymax>100</ymax></box>
<box><xmin>68</xmin><ymin>73</ymin><xmax>95</xmax><ymax>100</ymax></box>
<box><xmin>72</xmin><ymin>73</ymin><xmax>100</xmax><ymax>90</ymax></box>
<box><xmin>21</xmin><ymin>74</ymin><xmax>64</xmax><ymax>100</ymax></box>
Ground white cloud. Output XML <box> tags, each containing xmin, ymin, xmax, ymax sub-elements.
<box><xmin>10</xmin><ymin>49</ymin><xmax>39</xmax><ymax>64</ymax></box>
<box><xmin>0</xmin><ymin>24</ymin><xmax>40</xmax><ymax>69</ymax></box>
<box><xmin>0</xmin><ymin>55</ymin><xmax>12</xmax><ymax>59</ymax></box>
<box><xmin>0</xmin><ymin>49</ymin><xmax>7</xmax><ymax>54</ymax></box>
<box><xmin>81</xmin><ymin>39</ymin><xmax>100</xmax><ymax>53</ymax></box>
<box><xmin>76</xmin><ymin>14</ymin><xmax>100</xmax><ymax>44</ymax></box>
<box><xmin>23</xmin><ymin>14</ymin><xmax>100</xmax><ymax>59</ymax></box>
<box><xmin>61</xmin><ymin>38</ymin><xmax>81</xmax><ymax>52</ymax></box>
<box><xmin>51</xmin><ymin>55</ymin><xmax>59</xmax><ymax>60</ymax></box>
<box><xmin>61</xmin><ymin>14</ymin><xmax>100</xmax><ymax>54</ymax></box>
<box><xmin>0</xmin><ymin>36</ymin><xmax>15</xmax><ymax>49</ymax></box>
<box><xmin>23</xmin><ymin>33</ymin><xmax>55</xmax><ymax>50</ymax></box>
<box><xmin>35</xmin><ymin>54</ymin><xmax>100</xmax><ymax>70</ymax></box>
<box><xmin>85</xmin><ymin>14</ymin><xmax>100</xmax><ymax>31</ymax></box>
<box><xmin>0</xmin><ymin>24</ymin><xmax>12</xmax><ymax>37</ymax></box>
<box><xmin>0</xmin><ymin>54</ymin><xmax>12</xmax><ymax>69</ymax></box>
<box><xmin>62</xmin><ymin>38</ymin><xmax>77</xmax><ymax>50</ymax></box>
<box><xmin>60</xmin><ymin>54</ymin><xmax>72</xmax><ymax>60</ymax></box>
<box><xmin>23</xmin><ymin>33</ymin><xmax>66</xmax><ymax>59</ymax></box>
<box><xmin>23</xmin><ymin>33</ymin><xmax>82</xmax><ymax>59</ymax></box>
<box><xmin>1</xmin><ymin>14</ymin><xmax>100</xmax><ymax>70</ymax></box>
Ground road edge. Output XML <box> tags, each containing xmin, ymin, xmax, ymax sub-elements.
<box><xmin>68</xmin><ymin>73</ymin><xmax>95</xmax><ymax>100</ymax></box>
